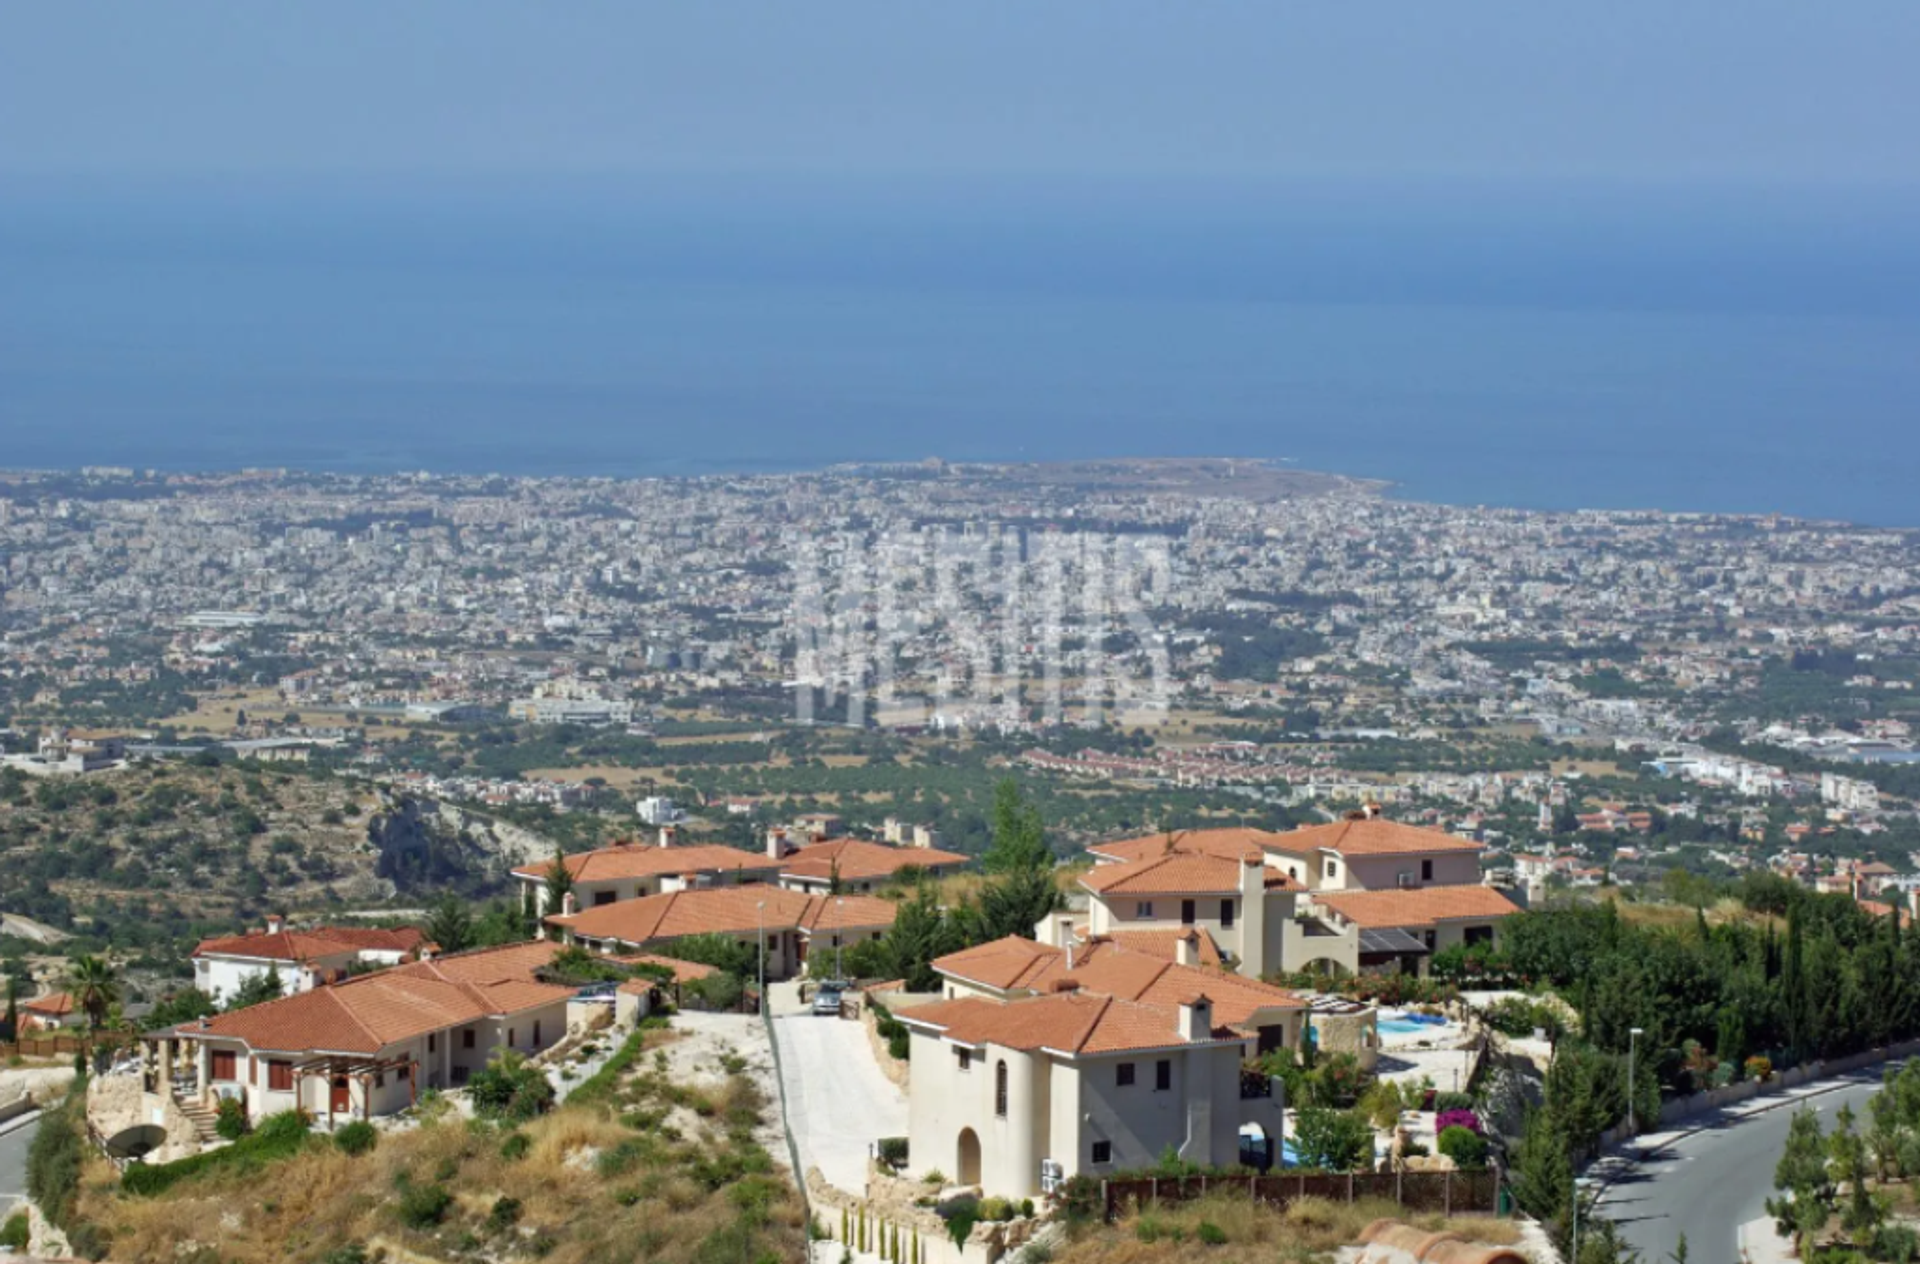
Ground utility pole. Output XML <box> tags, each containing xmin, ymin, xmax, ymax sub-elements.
<box><xmin>1628</xmin><ymin>1026</ymin><xmax>1644</xmax><ymax>1136</ymax></box>
<box><xmin>757</xmin><ymin>900</ymin><xmax>767</xmax><ymax>1010</ymax></box>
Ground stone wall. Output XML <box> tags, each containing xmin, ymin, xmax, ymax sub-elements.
<box><xmin>804</xmin><ymin>1165</ymin><xmax>1041</xmax><ymax>1264</ymax></box>
<box><xmin>1315</xmin><ymin>1009</ymin><xmax>1381</xmax><ymax>1071</ymax></box>
<box><xmin>86</xmin><ymin>1072</ymin><xmax>204</xmax><ymax>1164</ymax></box>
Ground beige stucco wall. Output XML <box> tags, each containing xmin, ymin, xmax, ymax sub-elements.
<box><xmin>1341</xmin><ymin>852</ymin><xmax>1482</xmax><ymax>892</ymax></box>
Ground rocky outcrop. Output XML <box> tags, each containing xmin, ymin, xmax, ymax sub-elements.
<box><xmin>366</xmin><ymin>793</ymin><xmax>558</xmax><ymax>895</ymax></box>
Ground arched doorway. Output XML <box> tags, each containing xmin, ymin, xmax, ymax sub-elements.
<box><xmin>1237</xmin><ymin>1122</ymin><xmax>1274</xmax><ymax>1172</ymax></box>
<box><xmin>957</xmin><ymin>1127</ymin><xmax>982</xmax><ymax>1185</ymax></box>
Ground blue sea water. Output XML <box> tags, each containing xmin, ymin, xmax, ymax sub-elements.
<box><xmin>2</xmin><ymin>178</ymin><xmax>1918</xmax><ymax>524</ymax></box>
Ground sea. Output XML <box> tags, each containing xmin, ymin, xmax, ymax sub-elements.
<box><xmin>3</xmin><ymin>176</ymin><xmax>1918</xmax><ymax>525</ymax></box>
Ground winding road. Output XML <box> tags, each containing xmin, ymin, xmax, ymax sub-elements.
<box><xmin>1593</xmin><ymin>1066</ymin><xmax>1899</xmax><ymax>1264</ymax></box>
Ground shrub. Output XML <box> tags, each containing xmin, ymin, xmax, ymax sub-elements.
<box><xmin>1019</xmin><ymin>1198</ymin><xmax>1035</xmax><ymax>1219</ymax></box>
<box><xmin>394</xmin><ymin>1181</ymin><xmax>453</xmax><ymax>1230</ymax></box>
<box><xmin>877</xmin><ymin>1136</ymin><xmax>910</xmax><ymax>1169</ymax></box>
<box><xmin>1435</xmin><ymin>1108</ymin><xmax>1482</xmax><ymax>1135</ymax></box>
<box><xmin>500</xmin><ymin>1131</ymin><xmax>531</xmax><ymax>1161</ymax></box>
<box><xmin>121</xmin><ymin>1111</ymin><xmax>314</xmax><ymax>1197</ymax></box>
<box><xmin>1437</xmin><ymin>1125</ymin><xmax>1489</xmax><ymax>1168</ymax></box>
<box><xmin>1746</xmin><ymin>1055</ymin><xmax>1774</xmax><ymax>1083</ymax></box>
<box><xmin>1432</xmin><ymin>1091</ymin><xmax>1474</xmax><ymax>1113</ymax></box>
<box><xmin>1872</xmin><ymin>1225</ymin><xmax>1920</xmax><ymax>1264</ymax></box>
<box><xmin>1056</xmin><ymin>1174</ymin><xmax>1103</xmax><ymax>1225</ymax></box>
<box><xmin>1197</xmin><ymin>1220</ymin><xmax>1229</xmax><ymax>1246</ymax></box>
<box><xmin>26</xmin><ymin>1084</ymin><xmax>88</xmax><ymax>1226</ymax></box>
<box><xmin>333</xmin><ymin>1121</ymin><xmax>378</xmax><ymax>1156</ymax></box>
<box><xmin>1</xmin><ymin>1212</ymin><xmax>28</xmax><ymax>1251</ymax></box>
<box><xmin>215</xmin><ymin>1095</ymin><xmax>251</xmax><ymax>1141</ymax></box>
<box><xmin>1292</xmin><ymin>1106</ymin><xmax>1376</xmax><ymax>1172</ymax></box>
<box><xmin>486</xmin><ymin>1196</ymin><xmax>523</xmax><ymax>1234</ymax></box>
<box><xmin>468</xmin><ymin>1050</ymin><xmax>555</xmax><ymax>1122</ymax></box>
<box><xmin>978</xmin><ymin>1196</ymin><xmax>1015</xmax><ymax>1222</ymax></box>
<box><xmin>1484</xmin><ymin>996</ymin><xmax>1563</xmax><ymax>1039</ymax></box>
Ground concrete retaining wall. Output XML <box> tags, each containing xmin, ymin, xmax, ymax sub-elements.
<box><xmin>0</xmin><ymin>1094</ymin><xmax>33</xmax><ymax>1126</ymax></box>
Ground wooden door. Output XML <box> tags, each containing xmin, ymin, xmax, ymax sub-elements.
<box><xmin>331</xmin><ymin>1075</ymin><xmax>351</xmax><ymax>1114</ymax></box>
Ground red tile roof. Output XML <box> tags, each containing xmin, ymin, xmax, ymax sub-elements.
<box><xmin>1312</xmin><ymin>885</ymin><xmax>1521</xmax><ymax>930</ymax></box>
<box><xmin>613</xmin><ymin>953</ymin><xmax>721</xmax><ymax>986</ymax></box>
<box><xmin>192</xmin><ymin>926</ymin><xmax>427</xmax><ymax>962</ymax></box>
<box><xmin>1266</xmin><ymin>818</ymin><xmax>1486</xmax><ymax>859</ymax></box>
<box><xmin>23</xmin><ymin>992</ymin><xmax>76</xmax><ymax>1016</ymax></box>
<box><xmin>172</xmin><ymin>940</ymin><xmax>576</xmax><ymax>1056</ymax></box>
<box><xmin>1081</xmin><ymin>850</ymin><xmax>1291</xmax><ymax>897</ymax></box>
<box><xmin>1087</xmin><ymin>827</ymin><xmax>1284</xmax><ymax>865</ymax></box>
<box><xmin>778</xmin><ymin>838</ymin><xmax>971</xmax><ymax>884</ymax></box>
<box><xmin>510</xmin><ymin>841</ymin><xmax>780</xmax><ymax>883</ymax></box>
<box><xmin>900</xmin><ymin>990</ymin><xmax>1233</xmax><ymax>1056</ymax></box>
<box><xmin>931</xmin><ymin>934</ymin><xmax>1304</xmax><ymax>1031</ymax></box>
<box><xmin>549</xmin><ymin>885</ymin><xmax>898</xmax><ymax>946</ymax></box>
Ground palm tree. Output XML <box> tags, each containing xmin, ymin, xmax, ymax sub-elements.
<box><xmin>68</xmin><ymin>955</ymin><xmax>121</xmax><ymax>1031</ymax></box>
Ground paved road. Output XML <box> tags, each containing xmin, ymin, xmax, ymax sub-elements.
<box><xmin>0</xmin><ymin>1113</ymin><xmax>38</xmax><ymax>1219</ymax></box>
<box><xmin>772</xmin><ymin>1010</ymin><xmax>908</xmax><ymax>1194</ymax></box>
<box><xmin>1594</xmin><ymin>1068</ymin><xmax>1894</xmax><ymax>1264</ymax></box>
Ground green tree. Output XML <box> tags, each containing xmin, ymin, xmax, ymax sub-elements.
<box><xmin>1829</xmin><ymin>1104</ymin><xmax>1885</xmax><ymax>1239</ymax></box>
<box><xmin>66</xmin><ymin>955</ymin><xmax>119</xmax><ymax>1030</ymax></box>
<box><xmin>227</xmin><ymin>964</ymin><xmax>285</xmax><ymax>1011</ymax></box>
<box><xmin>541</xmin><ymin>850</ymin><xmax>575</xmax><ymax>918</ymax></box>
<box><xmin>981</xmin><ymin>779</ymin><xmax>1050</xmax><ymax>874</ymax></box>
<box><xmin>962</xmin><ymin>866</ymin><xmax>1063</xmax><ymax>944</ymax></box>
<box><xmin>0</xmin><ymin>975</ymin><xmax>15</xmax><ymax>1043</ymax></box>
<box><xmin>883</xmin><ymin>887</ymin><xmax>960</xmax><ymax>992</ymax></box>
<box><xmin>1766</xmin><ymin>1105</ymin><xmax>1834</xmax><ymax>1257</ymax></box>
<box><xmin>1291</xmin><ymin>1105</ymin><xmax>1374</xmax><ymax>1171</ymax></box>
<box><xmin>425</xmin><ymin>893</ymin><xmax>475</xmax><ymax>954</ymax></box>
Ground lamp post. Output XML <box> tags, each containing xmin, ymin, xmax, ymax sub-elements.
<box><xmin>1627</xmin><ymin>1027</ymin><xmax>1644</xmax><ymax>1136</ymax></box>
<box><xmin>835</xmin><ymin>897</ymin><xmax>845</xmax><ymax>981</ymax></box>
<box><xmin>757</xmin><ymin>900</ymin><xmax>767</xmax><ymax>1009</ymax></box>
<box><xmin>1572</xmin><ymin>1176</ymin><xmax>1594</xmax><ymax>1264</ymax></box>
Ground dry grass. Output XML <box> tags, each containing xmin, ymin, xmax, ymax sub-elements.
<box><xmin>78</xmin><ymin>1040</ymin><xmax>808</xmax><ymax>1264</ymax></box>
<box><xmin>1055</xmin><ymin>1195</ymin><xmax>1520</xmax><ymax>1264</ymax></box>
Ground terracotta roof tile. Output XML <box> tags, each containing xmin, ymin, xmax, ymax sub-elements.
<box><xmin>1081</xmin><ymin>851</ymin><xmax>1274</xmax><ymax>897</ymax></box>
<box><xmin>779</xmin><ymin>838</ymin><xmax>971</xmax><ymax>884</ymax></box>
<box><xmin>1266</xmin><ymin>818</ymin><xmax>1486</xmax><ymax>859</ymax></box>
<box><xmin>549</xmin><ymin>886</ymin><xmax>897</xmax><ymax>946</ymax></box>
<box><xmin>900</xmin><ymin>989</ymin><xmax>1238</xmax><ymax>1056</ymax></box>
<box><xmin>192</xmin><ymin>925</ymin><xmax>427</xmax><ymax>962</ymax></box>
<box><xmin>1087</xmin><ymin>827</ymin><xmax>1285</xmax><ymax>865</ymax></box>
<box><xmin>173</xmin><ymin>940</ymin><xmax>576</xmax><ymax>1056</ymax></box>
<box><xmin>510</xmin><ymin>842</ymin><xmax>780</xmax><ymax>883</ymax></box>
<box><xmin>1312</xmin><ymin>885</ymin><xmax>1520</xmax><ymax>930</ymax></box>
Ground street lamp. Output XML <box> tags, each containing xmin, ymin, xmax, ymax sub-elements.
<box><xmin>1627</xmin><ymin>1027</ymin><xmax>1645</xmax><ymax>1136</ymax></box>
<box><xmin>835</xmin><ymin>897</ymin><xmax>845</xmax><ymax>981</ymax></box>
<box><xmin>1572</xmin><ymin>1176</ymin><xmax>1595</xmax><ymax>1264</ymax></box>
<box><xmin>757</xmin><ymin>901</ymin><xmax>767</xmax><ymax>1008</ymax></box>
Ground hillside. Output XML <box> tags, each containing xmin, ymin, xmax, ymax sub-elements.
<box><xmin>0</xmin><ymin>761</ymin><xmax>557</xmax><ymax>961</ymax></box>
<box><xmin>55</xmin><ymin>1019</ymin><xmax>808</xmax><ymax>1264</ymax></box>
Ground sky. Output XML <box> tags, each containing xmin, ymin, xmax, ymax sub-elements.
<box><xmin>2</xmin><ymin>2</ymin><xmax>1916</xmax><ymax>192</ymax></box>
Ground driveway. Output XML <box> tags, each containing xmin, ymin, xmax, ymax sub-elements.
<box><xmin>1593</xmin><ymin>1066</ymin><xmax>1897</xmax><ymax>1264</ymax></box>
<box><xmin>0</xmin><ymin>1112</ymin><xmax>37</xmax><ymax>1220</ymax></box>
<box><xmin>771</xmin><ymin>1010</ymin><xmax>908</xmax><ymax>1194</ymax></box>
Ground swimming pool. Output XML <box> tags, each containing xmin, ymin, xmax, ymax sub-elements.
<box><xmin>1378</xmin><ymin>1011</ymin><xmax>1450</xmax><ymax>1036</ymax></box>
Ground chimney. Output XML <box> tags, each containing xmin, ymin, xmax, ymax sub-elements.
<box><xmin>767</xmin><ymin>827</ymin><xmax>790</xmax><ymax>860</ymax></box>
<box><xmin>561</xmin><ymin>892</ymin><xmax>578</xmax><ymax>917</ymax></box>
<box><xmin>1177</xmin><ymin>995</ymin><xmax>1212</xmax><ymax>1042</ymax></box>
<box><xmin>1176</xmin><ymin>931</ymin><xmax>1198</xmax><ymax>968</ymax></box>
<box><xmin>658</xmin><ymin>826</ymin><xmax>676</xmax><ymax>848</ymax></box>
<box><xmin>265</xmin><ymin>914</ymin><xmax>286</xmax><ymax>936</ymax></box>
<box><xmin>1364</xmin><ymin>802</ymin><xmax>1382</xmax><ymax>820</ymax></box>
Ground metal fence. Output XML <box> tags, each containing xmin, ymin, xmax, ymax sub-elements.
<box><xmin>1100</xmin><ymin>1169</ymin><xmax>1499</xmax><ymax>1222</ymax></box>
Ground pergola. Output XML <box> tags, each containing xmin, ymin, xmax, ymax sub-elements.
<box><xmin>293</xmin><ymin>1053</ymin><xmax>418</xmax><ymax>1127</ymax></box>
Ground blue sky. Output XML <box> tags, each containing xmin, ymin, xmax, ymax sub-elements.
<box><xmin>2</xmin><ymin>2</ymin><xmax>1915</xmax><ymax>190</ymax></box>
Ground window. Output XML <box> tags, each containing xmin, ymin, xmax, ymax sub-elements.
<box><xmin>1155</xmin><ymin>1059</ymin><xmax>1172</xmax><ymax>1091</ymax></box>
<box><xmin>1220</xmin><ymin>899</ymin><xmax>1235</xmax><ymax>929</ymax></box>
<box><xmin>374</xmin><ymin>1071</ymin><xmax>384</xmax><ymax>1089</ymax></box>
<box><xmin>1116</xmin><ymin>1062</ymin><xmax>1135</xmax><ymax>1087</ymax></box>
<box><xmin>1421</xmin><ymin>859</ymin><xmax>1434</xmax><ymax>882</ymax></box>
<box><xmin>462</xmin><ymin>1028</ymin><xmax>476</xmax><ymax>1050</ymax></box>
<box><xmin>1464</xmin><ymin>925</ymin><xmax>1495</xmax><ymax>946</ymax></box>
<box><xmin>1091</xmin><ymin>1141</ymin><xmax>1112</xmax><ymax>1165</ymax></box>
<box><xmin>210</xmin><ymin>1050</ymin><xmax>237</xmax><ymax>1082</ymax></box>
<box><xmin>1423</xmin><ymin>930</ymin><xmax>1437</xmax><ymax>950</ymax></box>
<box><xmin>1180</xmin><ymin>899</ymin><xmax>1196</xmax><ymax>926</ymax></box>
<box><xmin>995</xmin><ymin>1061</ymin><xmax>1009</xmax><ymax>1118</ymax></box>
<box><xmin>267</xmin><ymin>1060</ymin><xmax>294</xmax><ymax>1091</ymax></box>
<box><xmin>1135</xmin><ymin>901</ymin><xmax>1154</xmax><ymax>919</ymax></box>
<box><xmin>428</xmin><ymin>1033</ymin><xmax>437</xmax><ymax>1054</ymax></box>
<box><xmin>508</xmin><ymin>1028</ymin><xmax>516</xmax><ymax>1047</ymax></box>
<box><xmin>533</xmin><ymin>1020</ymin><xmax>543</xmax><ymax>1046</ymax></box>
<box><xmin>955</xmin><ymin>1048</ymin><xmax>972</xmax><ymax>1072</ymax></box>
<box><xmin>1324</xmin><ymin>860</ymin><xmax>1337</xmax><ymax>880</ymax></box>
<box><xmin>594</xmin><ymin>890</ymin><xmax>617</xmax><ymax>906</ymax></box>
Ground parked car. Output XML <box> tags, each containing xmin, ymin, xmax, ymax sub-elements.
<box><xmin>812</xmin><ymin>983</ymin><xmax>846</xmax><ymax>1016</ymax></box>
